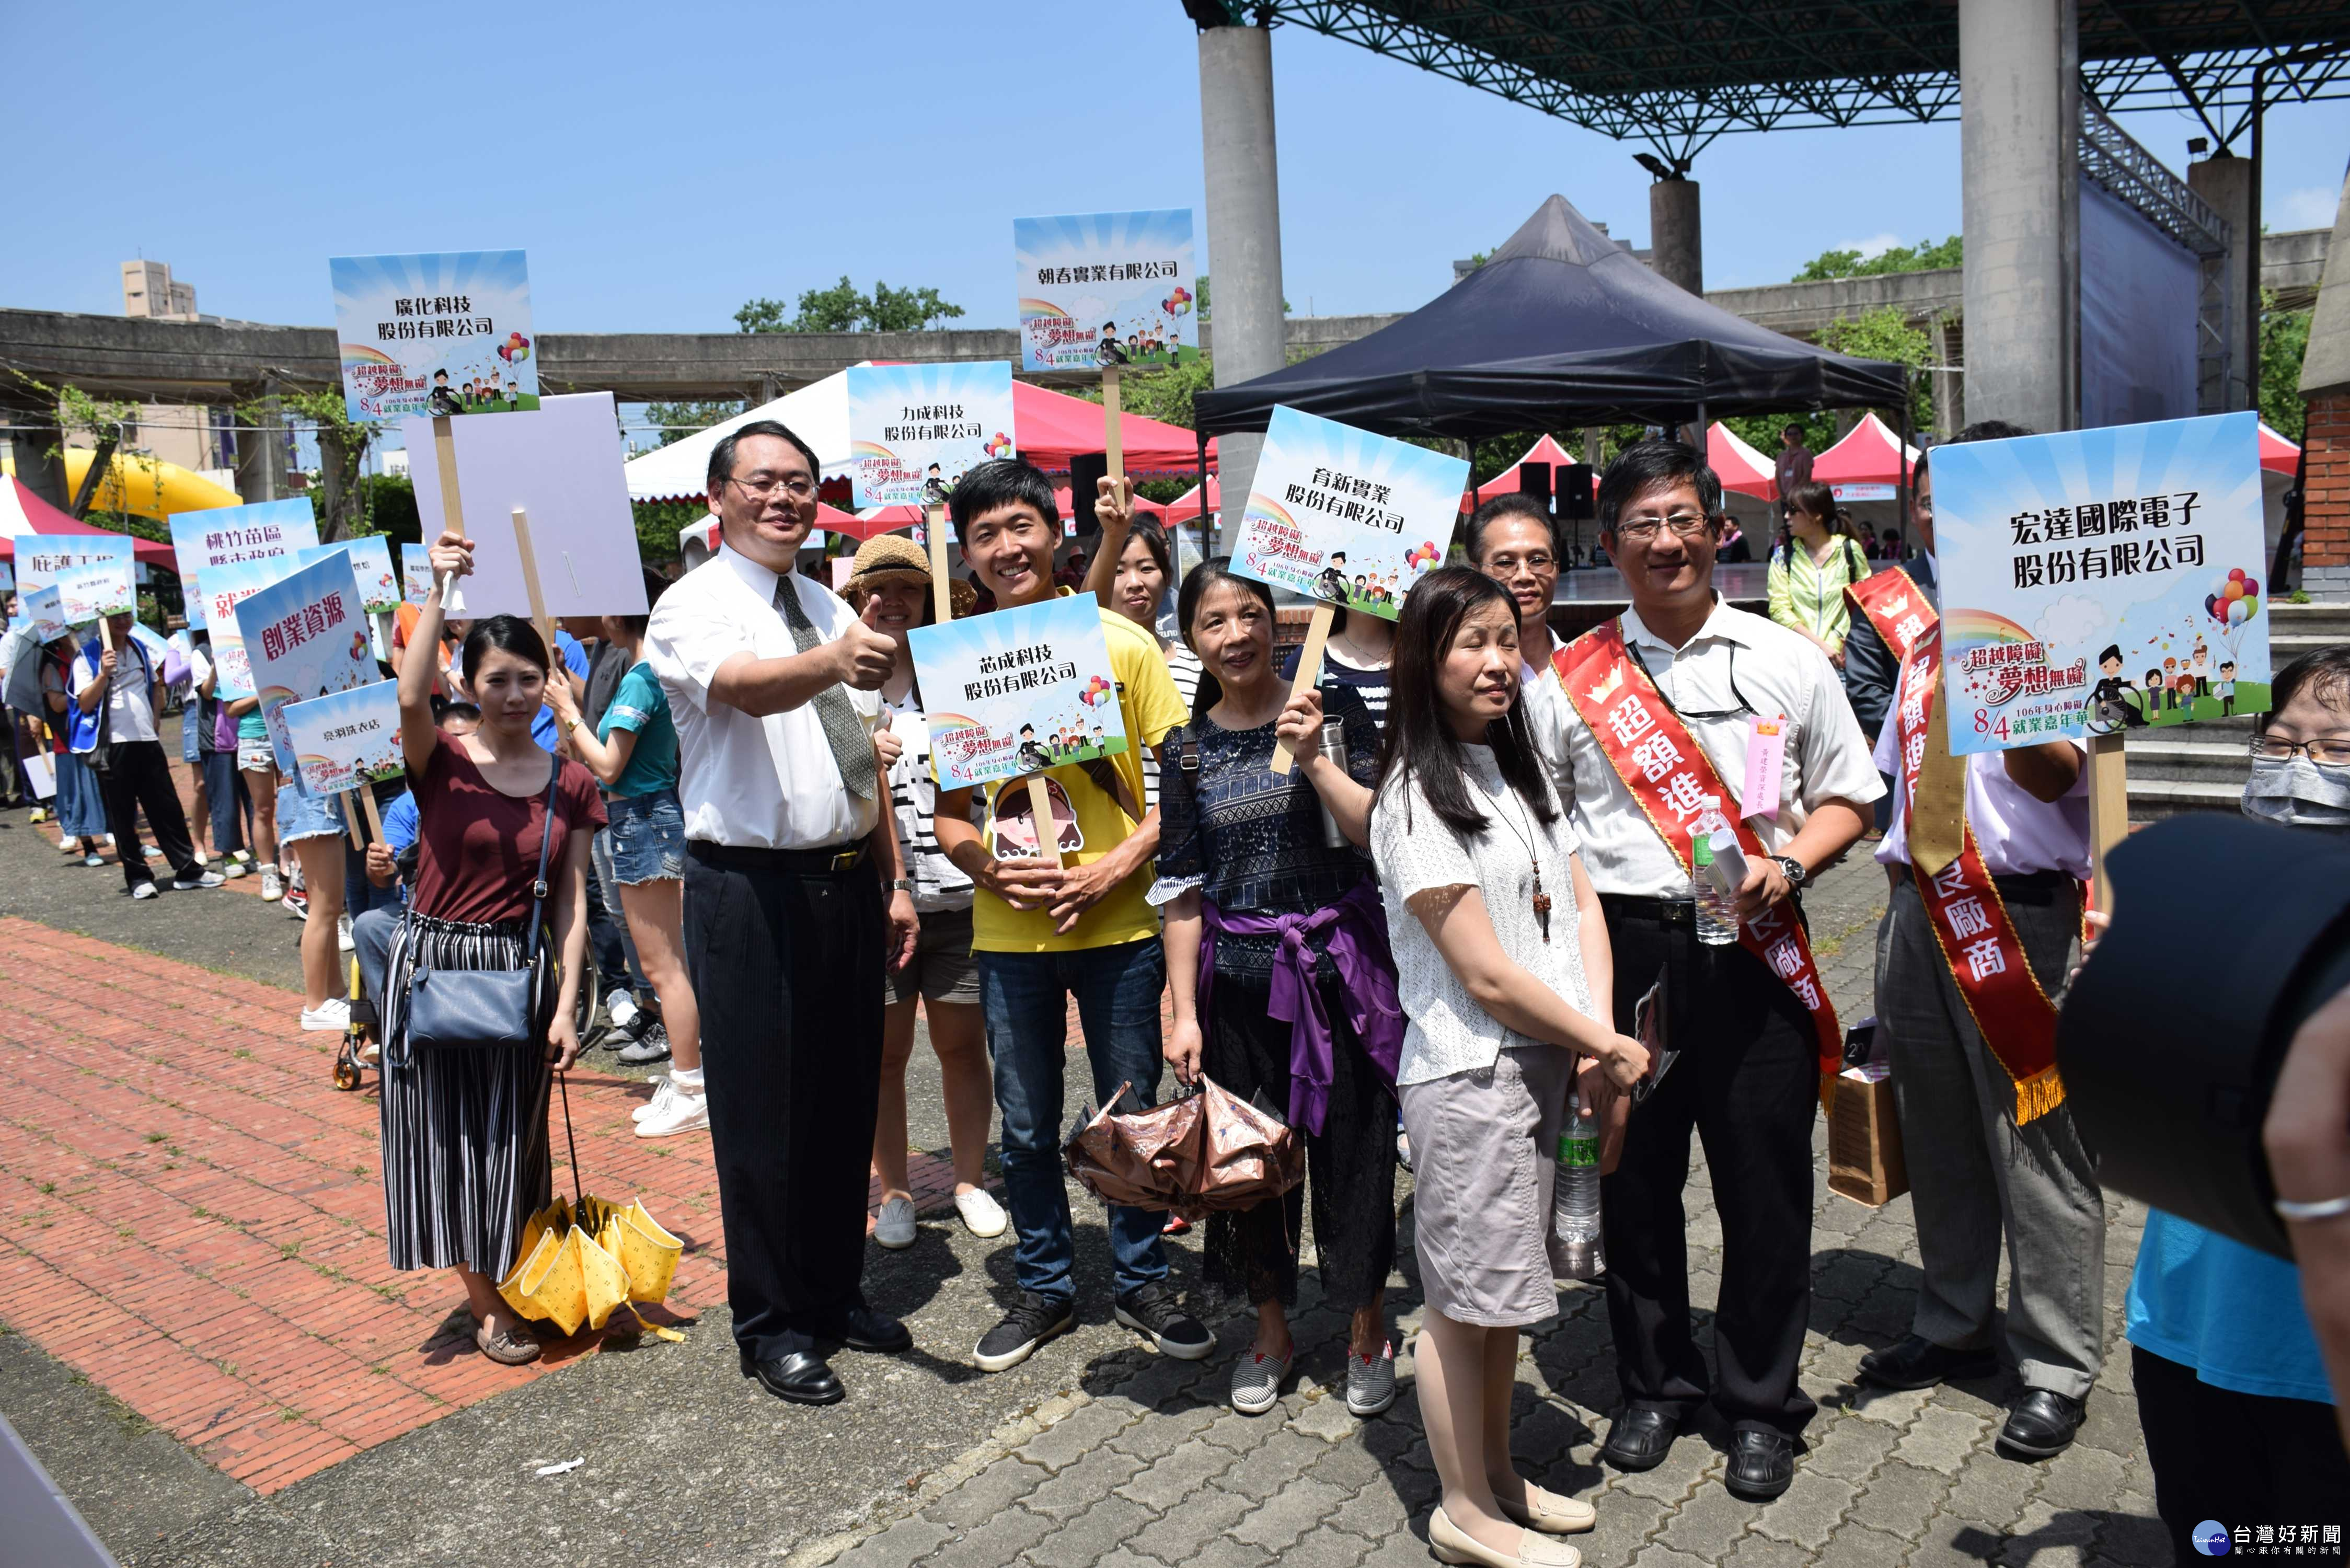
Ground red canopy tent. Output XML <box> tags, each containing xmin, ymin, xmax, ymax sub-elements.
<box><xmin>1162</xmin><ymin>474</ymin><xmax>1222</xmax><ymax>526</ymax></box>
<box><xmin>2258</xmin><ymin>421</ymin><xmax>2300</xmax><ymax>476</ymax></box>
<box><xmin>1706</xmin><ymin>423</ymin><xmax>1781</xmax><ymax>501</ymax></box>
<box><xmin>1811</xmin><ymin>413</ymin><xmax>1920</xmax><ymax>500</ymax></box>
<box><xmin>1012</xmin><ymin>383</ymin><xmax>1216</xmax><ymax>476</ymax></box>
<box><xmin>0</xmin><ymin>477</ymin><xmax>176</xmax><ymax>569</ymax></box>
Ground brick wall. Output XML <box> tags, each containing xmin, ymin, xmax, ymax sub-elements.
<box><xmin>2307</xmin><ymin>393</ymin><xmax>2350</xmax><ymax>601</ymax></box>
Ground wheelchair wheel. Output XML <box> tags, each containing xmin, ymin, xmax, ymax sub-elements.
<box><xmin>571</xmin><ymin>960</ymin><xmax>600</xmax><ymax>1045</ymax></box>
<box><xmin>332</xmin><ymin>1050</ymin><xmax>363</xmax><ymax>1091</ymax></box>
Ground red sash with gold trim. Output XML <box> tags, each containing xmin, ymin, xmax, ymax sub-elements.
<box><xmin>1845</xmin><ymin>567</ymin><xmax>1937</xmax><ymax>660</ymax></box>
<box><xmin>1886</xmin><ymin>625</ymin><xmax>2069</xmax><ymax>1123</ymax></box>
<box><xmin>1555</xmin><ymin>621</ymin><xmax>1844</xmax><ymax>1108</ymax></box>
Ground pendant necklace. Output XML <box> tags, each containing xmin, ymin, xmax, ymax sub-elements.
<box><xmin>1488</xmin><ymin>780</ymin><xmax>1552</xmax><ymax>943</ymax></box>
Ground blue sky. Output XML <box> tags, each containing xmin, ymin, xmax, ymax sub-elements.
<box><xmin>4</xmin><ymin>0</ymin><xmax>2344</xmax><ymax>332</ymax></box>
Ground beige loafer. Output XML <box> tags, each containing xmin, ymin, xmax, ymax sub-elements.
<box><xmin>1427</xmin><ymin>1505</ymin><xmax>1582</xmax><ymax>1567</ymax></box>
<box><xmin>1499</xmin><ymin>1481</ymin><xmax>1597</xmax><ymax>1535</ymax></box>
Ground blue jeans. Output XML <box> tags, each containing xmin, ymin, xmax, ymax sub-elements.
<box><xmin>980</xmin><ymin>937</ymin><xmax>1168</xmax><ymax>1302</ymax></box>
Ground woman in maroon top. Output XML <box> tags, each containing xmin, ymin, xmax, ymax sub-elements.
<box><xmin>386</xmin><ymin>527</ymin><xmax>603</xmax><ymax>1366</ymax></box>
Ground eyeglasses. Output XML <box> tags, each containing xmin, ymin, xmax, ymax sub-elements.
<box><xmin>727</xmin><ymin>474</ymin><xmax>819</xmax><ymax>501</ymax></box>
<box><xmin>1615</xmin><ymin>513</ymin><xmax>1714</xmax><ymax>541</ymax></box>
<box><xmin>2250</xmin><ymin>734</ymin><xmax>2350</xmax><ymax>766</ymax></box>
<box><xmin>1484</xmin><ymin>552</ymin><xmax>1557</xmax><ymax>574</ymax></box>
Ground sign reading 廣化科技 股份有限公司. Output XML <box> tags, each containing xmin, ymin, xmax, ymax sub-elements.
<box><xmin>1932</xmin><ymin>411</ymin><xmax>2270</xmax><ymax>756</ymax></box>
<box><xmin>1013</xmin><ymin>210</ymin><xmax>1196</xmax><ymax>374</ymax></box>
<box><xmin>330</xmin><ymin>250</ymin><xmax>537</xmax><ymax>424</ymax></box>
<box><xmin>1226</xmin><ymin>405</ymin><xmax>1470</xmax><ymax>622</ymax></box>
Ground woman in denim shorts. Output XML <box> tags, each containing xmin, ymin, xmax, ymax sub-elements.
<box><xmin>269</xmin><ymin>728</ymin><xmax>354</xmax><ymax>1034</ymax></box>
<box><xmin>225</xmin><ymin>702</ymin><xmax>284</xmax><ymax>900</ymax></box>
<box><xmin>546</xmin><ymin>569</ymin><xmax>704</xmax><ymax>1139</ymax></box>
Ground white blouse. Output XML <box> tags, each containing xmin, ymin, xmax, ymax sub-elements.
<box><xmin>1370</xmin><ymin>745</ymin><xmax>1597</xmax><ymax>1086</ymax></box>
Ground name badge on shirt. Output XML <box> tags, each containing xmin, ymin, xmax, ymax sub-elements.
<box><xmin>1741</xmin><ymin>714</ymin><xmax>1787</xmax><ymax>821</ymax></box>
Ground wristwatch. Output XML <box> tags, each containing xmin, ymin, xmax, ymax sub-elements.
<box><xmin>1768</xmin><ymin>855</ymin><xmax>1807</xmax><ymax>891</ymax></box>
<box><xmin>889</xmin><ymin>878</ymin><xmax>915</xmax><ymax>894</ymax></box>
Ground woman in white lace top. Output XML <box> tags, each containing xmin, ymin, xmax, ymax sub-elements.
<box><xmin>1368</xmin><ymin>568</ymin><xmax>1648</xmax><ymax>1568</ymax></box>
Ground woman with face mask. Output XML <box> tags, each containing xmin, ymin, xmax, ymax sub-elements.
<box><xmin>2124</xmin><ymin>644</ymin><xmax>2350</xmax><ymax>1559</ymax></box>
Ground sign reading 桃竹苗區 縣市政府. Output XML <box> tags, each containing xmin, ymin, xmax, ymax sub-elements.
<box><xmin>167</xmin><ymin>498</ymin><xmax>318</xmax><ymax>629</ymax></box>
<box><xmin>280</xmin><ymin>680</ymin><xmax>404</xmax><ymax>798</ymax></box>
<box><xmin>1013</xmin><ymin>210</ymin><xmax>1196</xmax><ymax>373</ymax></box>
<box><xmin>1227</xmin><ymin>406</ymin><xmax>1471</xmax><ymax>622</ymax></box>
<box><xmin>329</xmin><ymin>250</ymin><xmax>536</xmax><ymax>424</ymax></box>
<box><xmin>846</xmin><ymin>363</ymin><xmax>1016</xmax><ymax>510</ymax></box>
<box><xmin>1933</xmin><ymin>410</ymin><xmax>2270</xmax><ymax>756</ymax></box>
<box><xmin>906</xmin><ymin>594</ymin><xmax>1127</xmax><ymax>799</ymax></box>
<box><xmin>231</xmin><ymin>552</ymin><xmax>377</xmax><ymax>772</ymax></box>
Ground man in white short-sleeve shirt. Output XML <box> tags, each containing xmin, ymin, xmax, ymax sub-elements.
<box><xmin>644</xmin><ymin>420</ymin><xmax>917</xmax><ymax>1408</ymax></box>
<box><xmin>71</xmin><ymin>609</ymin><xmax>220</xmax><ymax>899</ymax></box>
<box><xmin>1541</xmin><ymin>442</ymin><xmax>1881</xmax><ymax>1501</ymax></box>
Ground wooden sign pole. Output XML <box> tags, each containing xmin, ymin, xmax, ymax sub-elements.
<box><xmin>508</xmin><ymin>506</ymin><xmax>558</xmax><ymax>661</ymax></box>
<box><xmin>1102</xmin><ymin>365</ymin><xmax>1127</xmax><ymax>515</ymax></box>
<box><xmin>1023</xmin><ymin>775</ymin><xmax>1064</xmax><ymax>869</ymax></box>
<box><xmin>339</xmin><ymin>790</ymin><xmax>365</xmax><ymax>849</ymax></box>
<box><xmin>924</xmin><ymin>504</ymin><xmax>952</xmax><ymax>624</ymax></box>
<box><xmin>2085</xmin><ymin>731</ymin><xmax>2128</xmax><ymax>912</ymax></box>
<box><xmin>358</xmin><ymin>788</ymin><xmax>385</xmax><ymax>844</ymax></box>
<box><xmin>1268</xmin><ymin>603</ymin><xmax>1336</xmax><ymax>776</ymax></box>
<box><xmin>96</xmin><ymin>616</ymin><xmax>114</xmax><ymax>652</ymax></box>
<box><xmin>429</xmin><ymin>415</ymin><xmax>465</xmax><ymax>604</ymax></box>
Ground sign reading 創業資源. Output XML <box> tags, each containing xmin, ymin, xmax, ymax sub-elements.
<box><xmin>846</xmin><ymin>363</ymin><xmax>1017</xmax><ymax>511</ymax></box>
<box><xmin>232</xmin><ymin>551</ymin><xmax>376</xmax><ymax>771</ymax></box>
<box><xmin>329</xmin><ymin>250</ymin><xmax>537</xmax><ymax>424</ymax></box>
<box><xmin>1013</xmin><ymin>211</ymin><xmax>1196</xmax><ymax>374</ymax></box>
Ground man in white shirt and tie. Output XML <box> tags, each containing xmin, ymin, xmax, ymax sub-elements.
<box><xmin>646</xmin><ymin>420</ymin><xmax>918</xmax><ymax>1406</ymax></box>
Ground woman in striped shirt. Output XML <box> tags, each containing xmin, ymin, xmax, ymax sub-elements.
<box><xmin>1765</xmin><ymin>479</ymin><xmax>1872</xmax><ymax>678</ymax></box>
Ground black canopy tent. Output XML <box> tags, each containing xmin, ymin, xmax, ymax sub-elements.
<box><xmin>1192</xmin><ymin>194</ymin><xmax>1912</xmax><ymax>441</ymax></box>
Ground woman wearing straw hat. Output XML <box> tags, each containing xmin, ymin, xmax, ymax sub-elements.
<box><xmin>845</xmin><ymin>535</ymin><xmax>1007</xmax><ymax>1248</ymax></box>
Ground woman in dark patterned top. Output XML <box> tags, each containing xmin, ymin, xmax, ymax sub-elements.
<box><xmin>1155</xmin><ymin>560</ymin><xmax>1404</xmax><ymax>1422</ymax></box>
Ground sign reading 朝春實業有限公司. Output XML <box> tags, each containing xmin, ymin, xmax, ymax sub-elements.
<box><xmin>847</xmin><ymin>363</ymin><xmax>1016</xmax><ymax>510</ymax></box>
<box><xmin>1013</xmin><ymin>210</ymin><xmax>1196</xmax><ymax>373</ymax></box>
<box><xmin>1227</xmin><ymin>405</ymin><xmax>1470</xmax><ymax>622</ymax></box>
<box><xmin>280</xmin><ymin>680</ymin><xmax>404</xmax><ymax>797</ymax></box>
<box><xmin>167</xmin><ymin>498</ymin><xmax>318</xmax><ymax>629</ymax></box>
<box><xmin>329</xmin><ymin>250</ymin><xmax>537</xmax><ymax>424</ymax></box>
<box><xmin>1933</xmin><ymin>410</ymin><xmax>2270</xmax><ymax>756</ymax></box>
<box><xmin>905</xmin><ymin>594</ymin><xmax>1127</xmax><ymax>793</ymax></box>
<box><xmin>232</xmin><ymin>551</ymin><xmax>377</xmax><ymax>771</ymax></box>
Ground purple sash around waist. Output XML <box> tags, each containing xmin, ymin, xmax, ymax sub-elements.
<box><xmin>1197</xmin><ymin>880</ymin><xmax>1402</xmax><ymax>1136</ymax></box>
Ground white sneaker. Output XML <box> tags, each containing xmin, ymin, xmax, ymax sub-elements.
<box><xmin>632</xmin><ymin>1077</ymin><xmax>675</xmax><ymax>1123</ymax></box>
<box><xmin>636</xmin><ymin>1082</ymin><xmax>708</xmax><ymax>1138</ymax></box>
<box><xmin>954</xmin><ymin>1187</ymin><xmax>1009</xmax><ymax>1238</ymax></box>
<box><xmin>61</xmin><ymin>838</ymin><xmax>86</xmax><ymax>857</ymax></box>
<box><xmin>874</xmin><ymin>1196</ymin><xmax>917</xmax><ymax>1250</ymax></box>
<box><xmin>337</xmin><ymin>913</ymin><xmax>354</xmax><ymax>952</ymax></box>
<box><xmin>260</xmin><ymin>868</ymin><xmax>283</xmax><ymax>902</ymax></box>
<box><xmin>142</xmin><ymin>844</ymin><xmax>165</xmax><ymax>859</ymax></box>
<box><xmin>300</xmin><ymin>997</ymin><xmax>351</xmax><ymax>1032</ymax></box>
<box><xmin>131</xmin><ymin>882</ymin><xmax>160</xmax><ymax>901</ymax></box>
<box><xmin>189</xmin><ymin>846</ymin><xmax>210</xmax><ymax>866</ymax></box>
<box><xmin>222</xmin><ymin>859</ymin><xmax>248</xmax><ymax>879</ymax></box>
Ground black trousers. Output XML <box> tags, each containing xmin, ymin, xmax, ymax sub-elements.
<box><xmin>2133</xmin><ymin>1345</ymin><xmax>2350</xmax><ymax>1562</ymax></box>
<box><xmin>97</xmin><ymin>740</ymin><xmax>199</xmax><ymax>891</ymax></box>
<box><xmin>1599</xmin><ymin>902</ymin><xmax>1821</xmax><ymax>1436</ymax></box>
<box><xmin>684</xmin><ymin>841</ymin><xmax>884</xmax><ymax>1362</ymax></box>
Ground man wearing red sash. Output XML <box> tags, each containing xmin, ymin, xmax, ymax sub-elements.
<box><xmin>1848</xmin><ymin>424</ymin><xmax>2109</xmax><ymax>1462</ymax></box>
<box><xmin>1550</xmin><ymin>441</ymin><xmax>1883</xmax><ymax>1500</ymax></box>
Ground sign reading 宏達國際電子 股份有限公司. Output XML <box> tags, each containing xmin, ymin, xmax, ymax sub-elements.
<box><xmin>847</xmin><ymin>363</ymin><xmax>1016</xmax><ymax>511</ymax></box>
<box><xmin>1226</xmin><ymin>405</ymin><xmax>1470</xmax><ymax>622</ymax></box>
<box><xmin>1933</xmin><ymin>410</ymin><xmax>2270</xmax><ymax>756</ymax></box>
<box><xmin>1013</xmin><ymin>210</ymin><xmax>1195</xmax><ymax>374</ymax></box>
<box><xmin>330</xmin><ymin>250</ymin><xmax>536</xmax><ymax>424</ymax></box>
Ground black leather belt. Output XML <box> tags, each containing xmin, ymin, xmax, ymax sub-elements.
<box><xmin>688</xmin><ymin>840</ymin><xmax>867</xmax><ymax>874</ymax></box>
<box><xmin>1599</xmin><ymin>893</ymin><xmax>1696</xmax><ymax>928</ymax></box>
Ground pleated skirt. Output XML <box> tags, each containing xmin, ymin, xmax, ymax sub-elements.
<box><xmin>378</xmin><ymin>912</ymin><xmax>554</xmax><ymax>1275</ymax></box>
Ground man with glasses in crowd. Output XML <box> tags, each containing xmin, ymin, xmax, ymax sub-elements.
<box><xmin>1541</xmin><ymin>440</ymin><xmax>1882</xmax><ymax>1500</ymax></box>
<box><xmin>1466</xmin><ymin>490</ymin><xmax>1572</xmax><ymax>793</ymax></box>
<box><xmin>646</xmin><ymin>420</ymin><xmax>918</xmax><ymax>1406</ymax></box>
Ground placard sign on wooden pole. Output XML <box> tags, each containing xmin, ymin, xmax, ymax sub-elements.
<box><xmin>847</xmin><ymin>363</ymin><xmax>1015</xmax><ymax>629</ymax></box>
<box><xmin>431</xmin><ymin>414</ymin><xmax>464</xmax><ymax>602</ymax></box>
<box><xmin>1024</xmin><ymin>777</ymin><xmax>1063</xmax><ymax>870</ymax></box>
<box><xmin>1928</xmin><ymin>411</ymin><xmax>2271</xmax><ymax>903</ymax></box>
<box><xmin>341</xmin><ymin>791</ymin><xmax>366</xmax><ymax>849</ymax></box>
<box><xmin>508</xmin><ymin>506</ymin><xmax>558</xmax><ymax>662</ymax></box>
<box><xmin>925</xmin><ymin>504</ymin><xmax>952</xmax><ymax>626</ymax></box>
<box><xmin>1224</xmin><ymin>405</ymin><xmax>1471</xmax><ymax>773</ymax></box>
<box><xmin>359</xmin><ymin>788</ymin><xmax>385</xmax><ymax>844</ymax></box>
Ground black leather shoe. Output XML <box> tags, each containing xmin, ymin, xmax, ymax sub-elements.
<box><xmin>828</xmin><ymin>1305</ymin><xmax>913</xmax><ymax>1354</ymax></box>
<box><xmin>1725</xmin><ymin>1429</ymin><xmax>1796</xmax><ymax>1500</ymax></box>
<box><xmin>1857</xmin><ymin>1334</ymin><xmax>1999</xmax><ymax>1391</ymax></box>
<box><xmin>1602</xmin><ymin>1405</ymin><xmax>1682</xmax><ymax>1471</ymax></box>
<box><xmin>740</xmin><ymin>1348</ymin><xmax>844</xmax><ymax>1405</ymax></box>
<box><xmin>1997</xmin><ymin>1389</ymin><xmax>2085</xmax><ymax>1458</ymax></box>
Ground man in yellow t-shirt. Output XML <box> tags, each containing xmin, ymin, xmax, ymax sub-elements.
<box><xmin>932</xmin><ymin>458</ymin><xmax>1211</xmax><ymax>1376</ymax></box>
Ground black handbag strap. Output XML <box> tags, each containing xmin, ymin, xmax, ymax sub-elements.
<box><xmin>521</xmin><ymin>764</ymin><xmax>563</xmax><ymax>965</ymax></box>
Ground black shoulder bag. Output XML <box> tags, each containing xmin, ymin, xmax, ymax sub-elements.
<box><xmin>397</xmin><ymin>769</ymin><xmax>563</xmax><ymax>1062</ymax></box>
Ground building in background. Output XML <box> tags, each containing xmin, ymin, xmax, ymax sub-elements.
<box><xmin>121</xmin><ymin>259</ymin><xmax>199</xmax><ymax>321</ymax></box>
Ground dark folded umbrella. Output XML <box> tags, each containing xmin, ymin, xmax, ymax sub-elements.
<box><xmin>1064</xmin><ymin>1076</ymin><xmax>1303</xmax><ymax>1219</ymax></box>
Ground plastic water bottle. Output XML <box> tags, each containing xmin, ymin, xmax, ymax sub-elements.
<box><xmin>1690</xmin><ymin>797</ymin><xmax>1740</xmax><ymax>946</ymax></box>
<box><xmin>1550</xmin><ymin>1102</ymin><xmax>1605</xmax><ymax>1281</ymax></box>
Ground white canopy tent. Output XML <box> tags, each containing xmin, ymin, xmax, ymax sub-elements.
<box><xmin>627</xmin><ymin>372</ymin><xmax>856</xmax><ymax>504</ymax></box>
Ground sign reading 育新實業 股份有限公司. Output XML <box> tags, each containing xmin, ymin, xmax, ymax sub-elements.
<box><xmin>329</xmin><ymin>250</ymin><xmax>537</xmax><ymax>424</ymax></box>
<box><xmin>281</xmin><ymin>680</ymin><xmax>404</xmax><ymax>798</ymax></box>
<box><xmin>232</xmin><ymin>551</ymin><xmax>376</xmax><ymax>771</ymax></box>
<box><xmin>905</xmin><ymin>593</ymin><xmax>1127</xmax><ymax>799</ymax></box>
<box><xmin>1226</xmin><ymin>405</ymin><xmax>1471</xmax><ymax>622</ymax></box>
<box><xmin>1932</xmin><ymin>411</ymin><xmax>2271</xmax><ymax>756</ymax></box>
<box><xmin>167</xmin><ymin>498</ymin><xmax>318</xmax><ymax>629</ymax></box>
<box><xmin>1013</xmin><ymin>210</ymin><xmax>1196</xmax><ymax>373</ymax></box>
<box><xmin>847</xmin><ymin>363</ymin><xmax>1016</xmax><ymax>511</ymax></box>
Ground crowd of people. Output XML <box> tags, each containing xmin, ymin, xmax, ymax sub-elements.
<box><xmin>5</xmin><ymin>416</ymin><xmax>2345</xmax><ymax>1567</ymax></box>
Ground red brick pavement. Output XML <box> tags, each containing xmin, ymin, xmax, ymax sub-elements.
<box><xmin>0</xmin><ymin>917</ymin><xmax>971</xmax><ymax>1493</ymax></box>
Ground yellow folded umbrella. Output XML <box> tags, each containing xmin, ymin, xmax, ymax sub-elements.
<box><xmin>494</xmin><ymin>1077</ymin><xmax>686</xmax><ymax>1336</ymax></box>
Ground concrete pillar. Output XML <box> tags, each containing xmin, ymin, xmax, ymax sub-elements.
<box><xmin>2</xmin><ymin>396</ymin><xmax>70</xmax><ymax>513</ymax></box>
<box><xmin>1196</xmin><ymin>18</ymin><xmax>1286</xmax><ymax>548</ymax></box>
<box><xmin>1648</xmin><ymin>177</ymin><xmax>1703</xmax><ymax>296</ymax></box>
<box><xmin>1959</xmin><ymin>0</ymin><xmax>2079</xmax><ymax>432</ymax></box>
<box><xmin>2187</xmin><ymin>153</ymin><xmax>2257</xmax><ymax>410</ymax></box>
<box><xmin>233</xmin><ymin>382</ymin><xmax>287</xmax><ymax>503</ymax></box>
<box><xmin>1933</xmin><ymin>316</ymin><xmax>1965</xmax><ymax>438</ymax></box>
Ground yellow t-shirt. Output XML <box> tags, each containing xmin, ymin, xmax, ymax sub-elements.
<box><xmin>971</xmin><ymin>596</ymin><xmax>1187</xmax><ymax>953</ymax></box>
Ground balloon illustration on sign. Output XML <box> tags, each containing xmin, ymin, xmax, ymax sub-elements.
<box><xmin>2205</xmin><ymin>568</ymin><xmax>2261</xmax><ymax>651</ymax></box>
<box><xmin>1161</xmin><ymin>285</ymin><xmax>1193</xmax><ymax>317</ymax></box>
<box><xmin>1080</xmin><ymin>674</ymin><xmax>1113</xmax><ymax>707</ymax></box>
<box><xmin>1406</xmin><ymin>541</ymin><xmax>1444</xmax><ymax>569</ymax></box>
<box><xmin>497</xmin><ymin>331</ymin><xmax>532</xmax><ymax>364</ymax></box>
<box><xmin>986</xmin><ymin>431</ymin><xmax>1014</xmax><ymax>459</ymax></box>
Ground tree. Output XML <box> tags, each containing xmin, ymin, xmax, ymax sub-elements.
<box><xmin>1794</xmin><ymin>236</ymin><xmax>1963</xmax><ymax>282</ymax></box>
<box><xmin>243</xmin><ymin>388</ymin><xmax>376</xmax><ymax>543</ymax></box>
<box><xmin>642</xmin><ymin>400</ymin><xmax>744</xmax><ymax>447</ymax></box>
<box><xmin>735</xmin><ymin>277</ymin><xmax>965</xmax><ymax>334</ymax></box>
<box><xmin>2259</xmin><ymin>288</ymin><xmax>2313</xmax><ymax>442</ymax></box>
<box><xmin>1721</xmin><ymin>305</ymin><xmax>1934</xmax><ymax>458</ymax></box>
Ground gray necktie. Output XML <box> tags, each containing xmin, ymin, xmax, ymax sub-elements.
<box><xmin>775</xmin><ymin>574</ymin><xmax>878</xmax><ymax>800</ymax></box>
